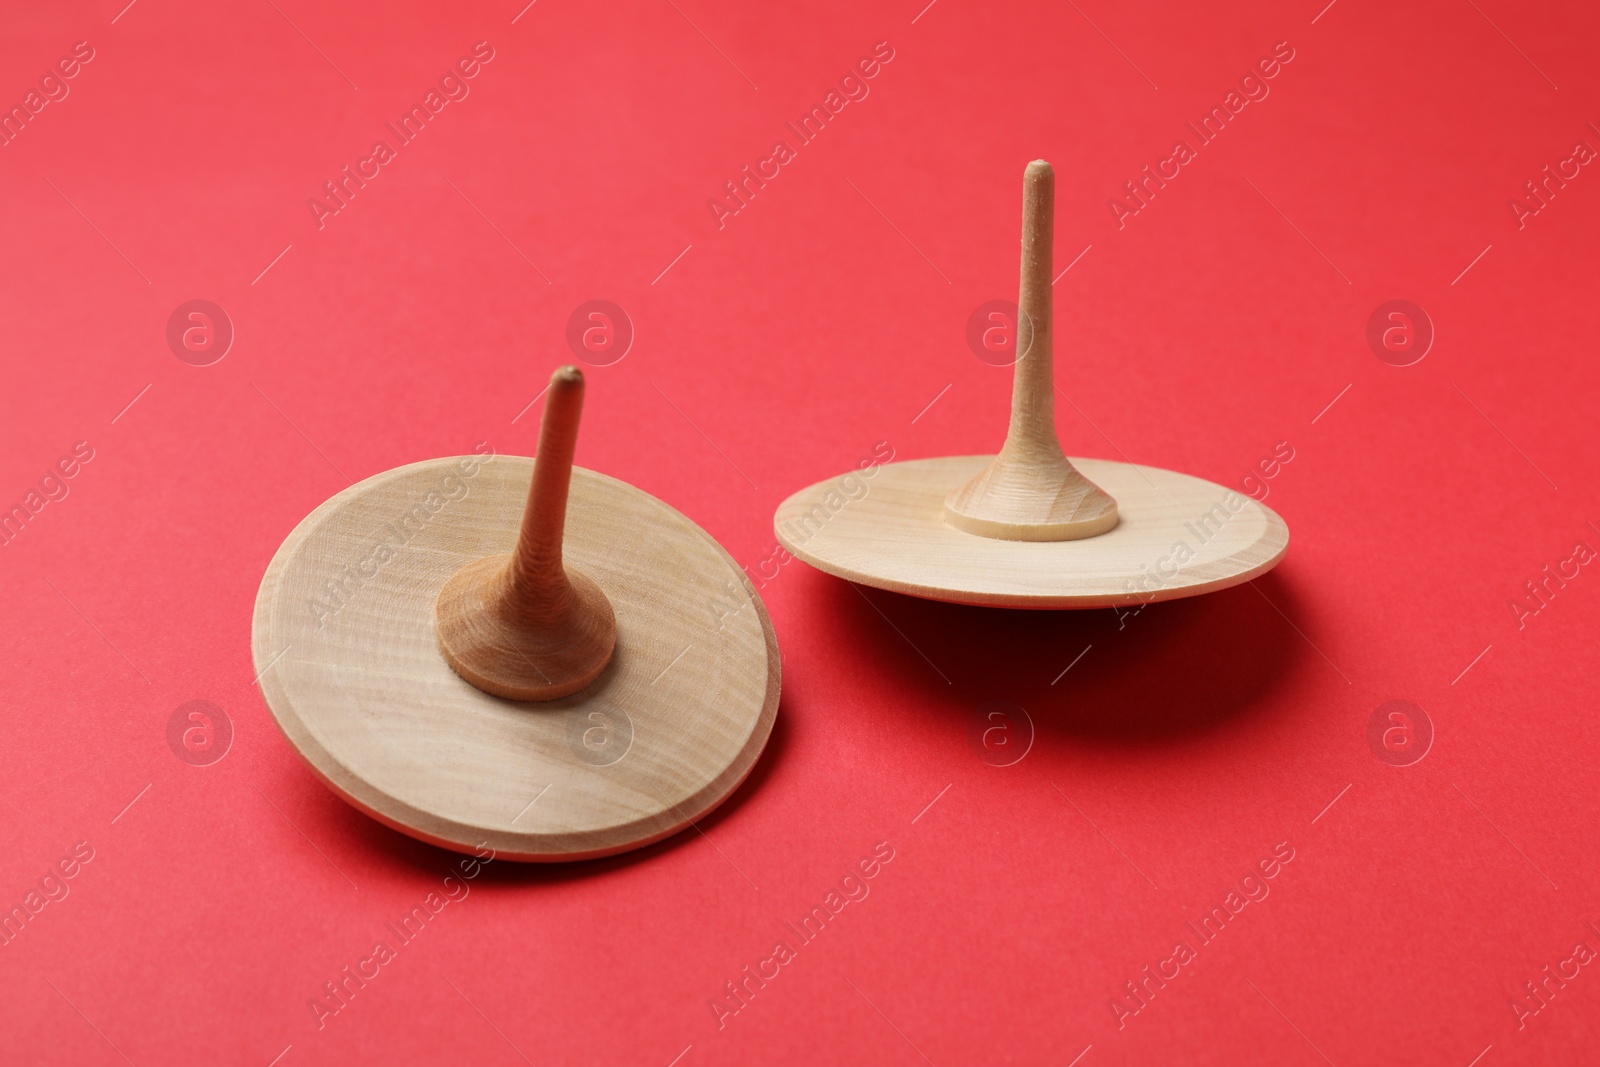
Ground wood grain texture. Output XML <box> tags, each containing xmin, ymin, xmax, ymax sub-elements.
<box><xmin>776</xmin><ymin>456</ymin><xmax>1288</xmax><ymax>608</ymax></box>
<box><xmin>943</xmin><ymin>160</ymin><xmax>1117</xmax><ymax>541</ymax></box>
<box><xmin>435</xmin><ymin>367</ymin><xmax>616</xmax><ymax>700</ymax></box>
<box><xmin>253</xmin><ymin>456</ymin><xmax>781</xmax><ymax>862</ymax></box>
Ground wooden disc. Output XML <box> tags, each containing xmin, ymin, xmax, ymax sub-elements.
<box><xmin>252</xmin><ymin>456</ymin><xmax>780</xmax><ymax>862</ymax></box>
<box><xmin>775</xmin><ymin>456</ymin><xmax>1288</xmax><ymax>608</ymax></box>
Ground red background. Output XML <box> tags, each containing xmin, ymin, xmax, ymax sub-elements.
<box><xmin>2</xmin><ymin>0</ymin><xmax>1598</xmax><ymax>1063</ymax></box>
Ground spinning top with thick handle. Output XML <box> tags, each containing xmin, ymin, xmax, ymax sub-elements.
<box><xmin>253</xmin><ymin>367</ymin><xmax>780</xmax><ymax>861</ymax></box>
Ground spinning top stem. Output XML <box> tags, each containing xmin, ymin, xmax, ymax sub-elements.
<box><xmin>435</xmin><ymin>366</ymin><xmax>617</xmax><ymax>700</ymax></box>
<box><xmin>1008</xmin><ymin>158</ymin><xmax>1061</xmax><ymax>459</ymax></box>
<box><xmin>943</xmin><ymin>160</ymin><xmax>1118</xmax><ymax>541</ymax></box>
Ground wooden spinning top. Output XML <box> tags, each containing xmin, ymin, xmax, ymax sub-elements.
<box><xmin>774</xmin><ymin>159</ymin><xmax>1288</xmax><ymax>608</ymax></box>
<box><xmin>253</xmin><ymin>367</ymin><xmax>780</xmax><ymax>861</ymax></box>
